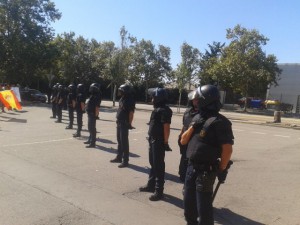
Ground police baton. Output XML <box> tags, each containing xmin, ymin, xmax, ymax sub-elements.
<box><xmin>212</xmin><ymin>160</ymin><xmax>233</xmax><ymax>203</ymax></box>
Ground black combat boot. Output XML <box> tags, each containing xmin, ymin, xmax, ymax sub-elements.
<box><xmin>149</xmin><ymin>190</ymin><xmax>164</xmax><ymax>201</ymax></box>
<box><xmin>73</xmin><ymin>132</ymin><xmax>81</xmax><ymax>137</ymax></box>
<box><xmin>110</xmin><ymin>157</ymin><xmax>122</xmax><ymax>163</ymax></box>
<box><xmin>86</xmin><ymin>143</ymin><xmax>95</xmax><ymax>148</ymax></box>
<box><xmin>65</xmin><ymin>125</ymin><xmax>73</xmax><ymax>129</ymax></box>
<box><xmin>83</xmin><ymin>141</ymin><xmax>90</xmax><ymax>144</ymax></box>
<box><xmin>118</xmin><ymin>161</ymin><xmax>129</xmax><ymax>168</ymax></box>
<box><xmin>139</xmin><ymin>185</ymin><xmax>155</xmax><ymax>193</ymax></box>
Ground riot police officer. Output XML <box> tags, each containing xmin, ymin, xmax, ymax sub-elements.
<box><xmin>50</xmin><ymin>83</ymin><xmax>59</xmax><ymax>119</ymax></box>
<box><xmin>180</xmin><ymin>84</ymin><xmax>234</xmax><ymax>225</ymax></box>
<box><xmin>66</xmin><ymin>84</ymin><xmax>76</xmax><ymax>129</ymax></box>
<box><xmin>55</xmin><ymin>84</ymin><xmax>65</xmax><ymax>123</ymax></box>
<box><xmin>84</xmin><ymin>83</ymin><xmax>101</xmax><ymax>148</ymax></box>
<box><xmin>139</xmin><ymin>87</ymin><xmax>172</xmax><ymax>201</ymax></box>
<box><xmin>73</xmin><ymin>84</ymin><xmax>86</xmax><ymax>137</ymax></box>
<box><xmin>178</xmin><ymin>90</ymin><xmax>199</xmax><ymax>182</ymax></box>
<box><xmin>110</xmin><ymin>83</ymin><xmax>136</xmax><ymax>168</ymax></box>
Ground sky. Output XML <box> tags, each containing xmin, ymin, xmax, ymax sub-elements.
<box><xmin>50</xmin><ymin>0</ymin><xmax>300</xmax><ymax>68</ymax></box>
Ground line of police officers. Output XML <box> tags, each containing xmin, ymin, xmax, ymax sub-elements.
<box><xmin>50</xmin><ymin>82</ymin><xmax>234</xmax><ymax>225</ymax></box>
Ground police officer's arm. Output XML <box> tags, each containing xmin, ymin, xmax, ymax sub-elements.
<box><xmin>180</xmin><ymin>126</ymin><xmax>194</xmax><ymax>145</ymax></box>
<box><xmin>80</xmin><ymin>102</ymin><xmax>85</xmax><ymax>111</ymax></box>
<box><xmin>129</xmin><ymin>111</ymin><xmax>134</xmax><ymax>126</ymax></box>
<box><xmin>95</xmin><ymin>106</ymin><xmax>99</xmax><ymax>117</ymax></box>
<box><xmin>219</xmin><ymin>144</ymin><xmax>233</xmax><ymax>170</ymax></box>
<box><xmin>163</xmin><ymin>123</ymin><xmax>170</xmax><ymax>144</ymax></box>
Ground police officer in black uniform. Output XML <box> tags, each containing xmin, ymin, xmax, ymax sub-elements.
<box><xmin>50</xmin><ymin>83</ymin><xmax>59</xmax><ymax>119</ymax></box>
<box><xmin>66</xmin><ymin>84</ymin><xmax>76</xmax><ymax>129</ymax></box>
<box><xmin>180</xmin><ymin>85</ymin><xmax>234</xmax><ymax>225</ymax></box>
<box><xmin>84</xmin><ymin>83</ymin><xmax>101</xmax><ymax>148</ymax></box>
<box><xmin>139</xmin><ymin>87</ymin><xmax>173</xmax><ymax>201</ymax></box>
<box><xmin>178</xmin><ymin>90</ymin><xmax>199</xmax><ymax>182</ymax></box>
<box><xmin>110</xmin><ymin>83</ymin><xmax>136</xmax><ymax>168</ymax></box>
<box><xmin>73</xmin><ymin>84</ymin><xmax>86</xmax><ymax>137</ymax></box>
<box><xmin>55</xmin><ymin>84</ymin><xmax>65</xmax><ymax>123</ymax></box>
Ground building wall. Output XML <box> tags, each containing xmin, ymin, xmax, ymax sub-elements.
<box><xmin>268</xmin><ymin>63</ymin><xmax>300</xmax><ymax>113</ymax></box>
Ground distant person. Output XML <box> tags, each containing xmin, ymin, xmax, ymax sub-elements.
<box><xmin>84</xmin><ymin>83</ymin><xmax>101</xmax><ymax>148</ymax></box>
<box><xmin>66</xmin><ymin>84</ymin><xmax>76</xmax><ymax>129</ymax></box>
<box><xmin>55</xmin><ymin>84</ymin><xmax>65</xmax><ymax>123</ymax></box>
<box><xmin>73</xmin><ymin>84</ymin><xmax>86</xmax><ymax>138</ymax></box>
<box><xmin>50</xmin><ymin>84</ymin><xmax>59</xmax><ymax>119</ymax></box>
<box><xmin>139</xmin><ymin>87</ymin><xmax>172</xmax><ymax>201</ymax></box>
<box><xmin>110</xmin><ymin>83</ymin><xmax>135</xmax><ymax>168</ymax></box>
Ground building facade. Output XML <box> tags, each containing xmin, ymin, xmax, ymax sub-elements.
<box><xmin>268</xmin><ymin>63</ymin><xmax>300</xmax><ymax>113</ymax></box>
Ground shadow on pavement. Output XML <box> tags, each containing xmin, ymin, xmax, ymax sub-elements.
<box><xmin>95</xmin><ymin>145</ymin><xmax>140</xmax><ymax>158</ymax></box>
<box><xmin>162</xmin><ymin>193</ymin><xmax>183</xmax><ymax>209</ymax></box>
<box><xmin>128</xmin><ymin>164</ymin><xmax>182</xmax><ymax>184</ymax></box>
<box><xmin>214</xmin><ymin>208</ymin><xmax>265</xmax><ymax>225</ymax></box>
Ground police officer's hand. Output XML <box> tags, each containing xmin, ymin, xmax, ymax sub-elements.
<box><xmin>190</xmin><ymin>119</ymin><xmax>205</xmax><ymax>129</ymax></box>
<box><xmin>217</xmin><ymin>169</ymin><xmax>228</xmax><ymax>183</ymax></box>
<box><xmin>128</xmin><ymin>124</ymin><xmax>135</xmax><ymax>130</ymax></box>
<box><xmin>178</xmin><ymin>135</ymin><xmax>183</xmax><ymax>147</ymax></box>
<box><xmin>164</xmin><ymin>143</ymin><xmax>172</xmax><ymax>151</ymax></box>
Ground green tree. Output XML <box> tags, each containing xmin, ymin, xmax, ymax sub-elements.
<box><xmin>0</xmin><ymin>0</ymin><xmax>61</xmax><ymax>85</ymax></box>
<box><xmin>129</xmin><ymin>38</ymin><xmax>172</xmax><ymax>102</ymax></box>
<box><xmin>174</xmin><ymin>42</ymin><xmax>200</xmax><ymax>112</ymax></box>
<box><xmin>198</xmin><ymin>41</ymin><xmax>225</xmax><ymax>85</ymax></box>
<box><xmin>205</xmin><ymin>25</ymin><xmax>281</xmax><ymax>110</ymax></box>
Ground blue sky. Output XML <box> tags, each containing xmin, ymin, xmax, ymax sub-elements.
<box><xmin>51</xmin><ymin>0</ymin><xmax>300</xmax><ymax>67</ymax></box>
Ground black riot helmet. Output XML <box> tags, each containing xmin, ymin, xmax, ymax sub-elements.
<box><xmin>148</xmin><ymin>87</ymin><xmax>168</xmax><ymax>105</ymax></box>
<box><xmin>196</xmin><ymin>85</ymin><xmax>220</xmax><ymax>109</ymax></box>
<box><xmin>58</xmin><ymin>84</ymin><xmax>64</xmax><ymax>92</ymax></box>
<box><xmin>77</xmin><ymin>84</ymin><xmax>85</xmax><ymax>94</ymax></box>
<box><xmin>68</xmin><ymin>84</ymin><xmax>76</xmax><ymax>93</ymax></box>
<box><xmin>89</xmin><ymin>83</ymin><xmax>100</xmax><ymax>94</ymax></box>
<box><xmin>187</xmin><ymin>89</ymin><xmax>199</xmax><ymax>108</ymax></box>
<box><xmin>118</xmin><ymin>83</ymin><xmax>132</xmax><ymax>96</ymax></box>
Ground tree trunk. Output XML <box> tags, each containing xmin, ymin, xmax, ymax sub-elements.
<box><xmin>145</xmin><ymin>81</ymin><xmax>149</xmax><ymax>103</ymax></box>
<box><xmin>177</xmin><ymin>90</ymin><xmax>182</xmax><ymax>113</ymax></box>
<box><xmin>113</xmin><ymin>84</ymin><xmax>117</xmax><ymax>107</ymax></box>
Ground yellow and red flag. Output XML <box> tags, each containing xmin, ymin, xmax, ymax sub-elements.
<box><xmin>0</xmin><ymin>90</ymin><xmax>22</xmax><ymax>110</ymax></box>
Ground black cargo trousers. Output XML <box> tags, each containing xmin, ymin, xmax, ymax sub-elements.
<box><xmin>116</xmin><ymin>121</ymin><xmax>129</xmax><ymax>163</ymax></box>
<box><xmin>87</xmin><ymin>113</ymin><xmax>97</xmax><ymax>145</ymax></box>
<box><xmin>147</xmin><ymin>137</ymin><xmax>165</xmax><ymax>193</ymax></box>
<box><xmin>184</xmin><ymin>163</ymin><xmax>217</xmax><ymax>225</ymax></box>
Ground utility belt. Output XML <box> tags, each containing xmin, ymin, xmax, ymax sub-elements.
<box><xmin>190</xmin><ymin>160</ymin><xmax>218</xmax><ymax>172</ymax></box>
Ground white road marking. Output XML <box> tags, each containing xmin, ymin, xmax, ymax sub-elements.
<box><xmin>251</xmin><ymin>132</ymin><xmax>266</xmax><ymax>135</ymax></box>
<box><xmin>233</xmin><ymin>129</ymin><xmax>245</xmax><ymax>132</ymax></box>
<box><xmin>2</xmin><ymin>138</ymin><xmax>74</xmax><ymax>147</ymax></box>
<box><xmin>274</xmin><ymin>135</ymin><xmax>290</xmax><ymax>138</ymax></box>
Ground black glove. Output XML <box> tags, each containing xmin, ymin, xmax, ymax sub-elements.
<box><xmin>164</xmin><ymin>143</ymin><xmax>172</xmax><ymax>151</ymax></box>
<box><xmin>217</xmin><ymin>169</ymin><xmax>228</xmax><ymax>183</ymax></box>
<box><xmin>178</xmin><ymin>135</ymin><xmax>182</xmax><ymax>147</ymax></box>
<box><xmin>190</xmin><ymin>119</ymin><xmax>205</xmax><ymax>129</ymax></box>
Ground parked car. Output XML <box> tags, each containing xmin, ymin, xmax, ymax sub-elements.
<box><xmin>20</xmin><ymin>89</ymin><xmax>47</xmax><ymax>103</ymax></box>
<box><xmin>237</xmin><ymin>97</ymin><xmax>265</xmax><ymax>109</ymax></box>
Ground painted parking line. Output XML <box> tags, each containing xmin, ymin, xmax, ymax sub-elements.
<box><xmin>233</xmin><ymin>129</ymin><xmax>245</xmax><ymax>132</ymax></box>
<box><xmin>2</xmin><ymin>137</ymin><xmax>74</xmax><ymax>147</ymax></box>
<box><xmin>251</xmin><ymin>132</ymin><xmax>266</xmax><ymax>135</ymax></box>
<box><xmin>274</xmin><ymin>135</ymin><xmax>290</xmax><ymax>138</ymax></box>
